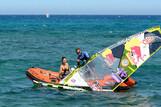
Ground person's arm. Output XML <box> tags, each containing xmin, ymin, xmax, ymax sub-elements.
<box><xmin>67</xmin><ymin>63</ymin><xmax>71</xmax><ymax>73</ymax></box>
<box><xmin>59</xmin><ymin>65</ymin><xmax>63</xmax><ymax>78</ymax></box>
<box><xmin>59</xmin><ymin>65</ymin><xmax>62</xmax><ymax>73</ymax></box>
<box><xmin>77</xmin><ymin>58</ymin><xmax>80</xmax><ymax>67</ymax></box>
<box><xmin>77</xmin><ymin>55</ymin><xmax>81</xmax><ymax>67</ymax></box>
<box><xmin>84</xmin><ymin>51</ymin><xmax>90</xmax><ymax>60</ymax></box>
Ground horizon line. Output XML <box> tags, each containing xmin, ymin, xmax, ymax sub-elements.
<box><xmin>0</xmin><ymin>14</ymin><xmax>161</xmax><ymax>16</ymax></box>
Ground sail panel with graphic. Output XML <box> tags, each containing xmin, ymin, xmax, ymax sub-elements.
<box><xmin>61</xmin><ymin>26</ymin><xmax>161</xmax><ymax>91</ymax></box>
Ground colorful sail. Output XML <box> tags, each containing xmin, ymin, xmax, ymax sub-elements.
<box><xmin>61</xmin><ymin>26</ymin><xmax>161</xmax><ymax>91</ymax></box>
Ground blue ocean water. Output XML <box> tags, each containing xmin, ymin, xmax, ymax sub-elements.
<box><xmin>0</xmin><ymin>15</ymin><xmax>161</xmax><ymax>107</ymax></box>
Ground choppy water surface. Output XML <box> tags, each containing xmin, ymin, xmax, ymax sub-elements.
<box><xmin>0</xmin><ymin>15</ymin><xmax>161</xmax><ymax>107</ymax></box>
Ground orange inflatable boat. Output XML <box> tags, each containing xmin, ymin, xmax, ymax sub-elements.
<box><xmin>26</xmin><ymin>67</ymin><xmax>60</xmax><ymax>84</ymax></box>
<box><xmin>26</xmin><ymin>67</ymin><xmax>136</xmax><ymax>91</ymax></box>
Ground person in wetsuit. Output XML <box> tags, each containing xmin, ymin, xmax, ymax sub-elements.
<box><xmin>76</xmin><ymin>48</ymin><xmax>90</xmax><ymax>67</ymax></box>
<box><xmin>59</xmin><ymin>57</ymin><xmax>70</xmax><ymax>79</ymax></box>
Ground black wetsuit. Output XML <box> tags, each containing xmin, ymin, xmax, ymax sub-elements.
<box><xmin>77</xmin><ymin>51</ymin><xmax>90</xmax><ymax>66</ymax></box>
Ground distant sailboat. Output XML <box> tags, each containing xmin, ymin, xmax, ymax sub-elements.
<box><xmin>46</xmin><ymin>13</ymin><xmax>50</xmax><ymax>18</ymax></box>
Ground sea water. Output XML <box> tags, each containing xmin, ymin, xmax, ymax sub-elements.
<box><xmin>0</xmin><ymin>15</ymin><xmax>161</xmax><ymax>107</ymax></box>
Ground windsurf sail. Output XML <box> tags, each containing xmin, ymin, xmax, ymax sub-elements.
<box><xmin>60</xmin><ymin>26</ymin><xmax>161</xmax><ymax>91</ymax></box>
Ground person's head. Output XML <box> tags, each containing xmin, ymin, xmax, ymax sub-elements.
<box><xmin>76</xmin><ymin>48</ymin><xmax>81</xmax><ymax>55</ymax></box>
<box><xmin>61</xmin><ymin>57</ymin><xmax>67</xmax><ymax>64</ymax></box>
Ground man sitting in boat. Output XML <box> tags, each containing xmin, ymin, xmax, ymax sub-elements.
<box><xmin>59</xmin><ymin>57</ymin><xmax>70</xmax><ymax>79</ymax></box>
<box><xmin>76</xmin><ymin>48</ymin><xmax>90</xmax><ymax>67</ymax></box>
